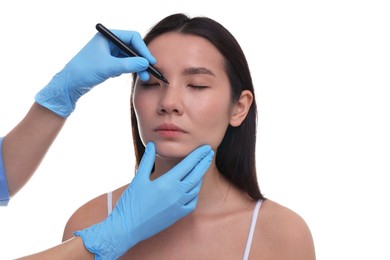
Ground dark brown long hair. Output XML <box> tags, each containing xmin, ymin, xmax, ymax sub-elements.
<box><xmin>131</xmin><ymin>13</ymin><xmax>263</xmax><ymax>200</ymax></box>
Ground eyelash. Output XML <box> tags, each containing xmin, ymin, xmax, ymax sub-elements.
<box><xmin>139</xmin><ymin>83</ymin><xmax>209</xmax><ymax>90</ymax></box>
<box><xmin>140</xmin><ymin>82</ymin><xmax>160</xmax><ymax>87</ymax></box>
<box><xmin>187</xmin><ymin>84</ymin><xmax>209</xmax><ymax>90</ymax></box>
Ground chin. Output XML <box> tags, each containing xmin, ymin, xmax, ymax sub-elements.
<box><xmin>154</xmin><ymin>141</ymin><xmax>197</xmax><ymax>159</ymax></box>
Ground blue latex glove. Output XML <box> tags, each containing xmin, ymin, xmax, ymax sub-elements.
<box><xmin>35</xmin><ymin>29</ymin><xmax>155</xmax><ymax>117</ymax></box>
<box><xmin>74</xmin><ymin>142</ymin><xmax>214</xmax><ymax>259</ymax></box>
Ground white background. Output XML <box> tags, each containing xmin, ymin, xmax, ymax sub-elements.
<box><xmin>1</xmin><ymin>0</ymin><xmax>389</xmax><ymax>259</ymax></box>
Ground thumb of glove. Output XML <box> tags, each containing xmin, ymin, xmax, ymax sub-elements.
<box><xmin>131</xmin><ymin>142</ymin><xmax>156</xmax><ymax>185</ymax></box>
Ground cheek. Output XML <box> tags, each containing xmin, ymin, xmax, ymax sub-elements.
<box><xmin>188</xmin><ymin>95</ymin><xmax>233</xmax><ymax>148</ymax></box>
<box><xmin>133</xmin><ymin>91</ymin><xmax>153</xmax><ymax>139</ymax></box>
<box><xmin>133</xmin><ymin>91</ymin><xmax>143</xmax><ymax>109</ymax></box>
<box><xmin>133</xmin><ymin>86</ymin><xmax>158</xmax><ymax>119</ymax></box>
<box><xmin>133</xmin><ymin>93</ymin><xmax>145</xmax><ymax>122</ymax></box>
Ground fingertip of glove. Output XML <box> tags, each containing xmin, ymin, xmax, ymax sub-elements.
<box><xmin>138</xmin><ymin>58</ymin><xmax>149</xmax><ymax>69</ymax></box>
<box><xmin>124</xmin><ymin>57</ymin><xmax>149</xmax><ymax>71</ymax></box>
<box><xmin>207</xmin><ymin>149</ymin><xmax>215</xmax><ymax>159</ymax></box>
<box><xmin>138</xmin><ymin>71</ymin><xmax>150</xmax><ymax>81</ymax></box>
<box><xmin>148</xmin><ymin>55</ymin><xmax>157</xmax><ymax>65</ymax></box>
<box><xmin>198</xmin><ymin>144</ymin><xmax>212</xmax><ymax>153</ymax></box>
<box><xmin>198</xmin><ymin>145</ymin><xmax>214</xmax><ymax>159</ymax></box>
<box><xmin>145</xmin><ymin>141</ymin><xmax>155</xmax><ymax>152</ymax></box>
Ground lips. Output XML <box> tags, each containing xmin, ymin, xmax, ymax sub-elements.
<box><xmin>154</xmin><ymin>123</ymin><xmax>188</xmax><ymax>137</ymax></box>
<box><xmin>155</xmin><ymin>123</ymin><xmax>187</xmax><ymax>132</ymax></box>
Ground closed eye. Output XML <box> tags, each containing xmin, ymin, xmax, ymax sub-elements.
<box><xmin>187</xmin><ymin>84</ymin><xmax>209</xmax><ymax>89</ymax></box>
<box><xmin>139</xmin><ymin>82</ymin><xmax>160</xmax><ymax>88</ymax></box>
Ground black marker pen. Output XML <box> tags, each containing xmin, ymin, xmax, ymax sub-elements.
<box><xmin>96</xmin><ymin>23</ymin><xmax>169</xmax><ymax>84</ymax></box>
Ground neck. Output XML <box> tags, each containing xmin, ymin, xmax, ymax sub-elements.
<box><xmin>195</xmin><ymin>163</ymin><xmax>232</xmax><ymax>214</ymax></box>
<box><xmin>152</xmin><ymin>156</ymin><xmax>232</xmax><ymax>215</ymax></box>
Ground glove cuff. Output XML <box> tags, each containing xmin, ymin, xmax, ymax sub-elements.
<box><xmin>73</xmin><ymin>214</ymin><xmax>132</xmax><ymax>260</ymax></box>
<box><xmin>35</xmin><ymin>71</ymin><xmax>76</xmax><ymax>118</ymax></box>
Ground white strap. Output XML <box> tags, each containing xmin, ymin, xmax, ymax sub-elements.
<box><xmin>107</xmin><ymin>191</ymin><xmax>113</xmax><ymax>216</ymax></box>
<box><xmin>243</xmin><ymin>200</ymin><xmax>263</xmax><ymax>260</ymax></box>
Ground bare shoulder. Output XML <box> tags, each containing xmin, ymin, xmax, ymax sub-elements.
<box><xmin>252</xmin><ymin>199</ymin><xmax>316</xmax><ymax>259</ymax></box>
<box><xmin>62</xmin><ymin>185</ymin><xmax>128</xmax><ymax>241</ymax></box>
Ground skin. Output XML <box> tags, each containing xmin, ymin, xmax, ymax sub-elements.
<box><xmin>17</xmin><ymin>236</ymin><xmax>93</xmax><ymax>260</ymax></box>
<box><xmin>63</xmin><ymin>32</ymin><xmax>316</xmax><ymax>259</ymax></box>
<box><xmin>3</xmin><ymin>103</ymin><xmax>66</xmax><ymax>196</ymax></box>
<box><xmin>133</xmin><ymin>33</ymin><xmax>252</xmax><ymax>177</ymax></box>
<box><xmin>2</xmin><ymin>103</ymin><xmax>95</xmax><ymax>259</ymax></box>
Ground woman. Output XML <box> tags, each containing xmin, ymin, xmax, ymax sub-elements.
<box><xmin>64</xmin><ymin>13</ymin><xmax>315</xmax><ymax>259</ymax></box>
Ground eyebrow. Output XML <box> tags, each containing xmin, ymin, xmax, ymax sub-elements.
<box><xmin>183</xmin><ymin>67</ymin><xmax>216</xmax><ymax>77</ymax></box>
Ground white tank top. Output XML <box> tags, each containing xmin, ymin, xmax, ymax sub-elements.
<box><xmin>107</xmin><ymin>191</ymin><xmax>262</xmax><ymax>259</ymax></box>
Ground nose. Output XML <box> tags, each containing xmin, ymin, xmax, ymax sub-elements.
<box><xmin>157</xmin><ymin>84</ymin><xmax>183</xmax><ymax>115</ymax></box>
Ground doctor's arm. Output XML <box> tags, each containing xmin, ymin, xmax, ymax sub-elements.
<box><xmin>17</xmin><ymin>236</ymin><xmax>93</xmax><ymax>260</ymax></box>
<box><xmin>1</xmin><ymin>103</ymin><xmax>66</xmax><ymax>197</ymax></box>
<box><xmin>0</xmin><ymin>28</ymin><xmax>155</xmax><ymax>203</ymax></box>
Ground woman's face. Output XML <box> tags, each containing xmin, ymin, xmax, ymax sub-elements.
<box><xmin>133</xmin><ymin>32</ymin><xmax>236</xmax><ymax>159</ymax></box>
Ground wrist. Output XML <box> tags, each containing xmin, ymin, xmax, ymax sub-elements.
<box><xmin>67</xmin><ymin>236</ymin><xmax>95</xmax><ymax>260</ymax></box>
<box><xmin>35</xmin><ymin>70</ymin><xmax>76</xmax><ymax>118</ymax></box>
<box><xmin>73</xmin><ymin>213</ymin><xmax>135</xmax><ymax>259</ymax></box>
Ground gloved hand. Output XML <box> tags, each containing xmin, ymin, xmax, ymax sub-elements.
<box><xmin>35</xmin><ymin>29</ymin><xmax>155</xmax><ymax>117</ymax></box>
<box><xmin>74</xmin><ymin>142</ymin><xmax>214</xmax><ymax>259</ymax></box>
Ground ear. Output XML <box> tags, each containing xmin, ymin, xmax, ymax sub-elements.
<box><xmin>230</xmin><ymin>90</ymin><xmax>253</xmax><ymax>127</ymax></box>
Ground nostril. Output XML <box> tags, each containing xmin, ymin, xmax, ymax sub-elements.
<box><xmin>158</xmin><ymin>108</ymin><xmax>167</xmax><ymax>114</ymax></box>
<box><xmin>157</xmin><ymin>104</ymin><xmax>182</xmax><ymax>115</ymax></box>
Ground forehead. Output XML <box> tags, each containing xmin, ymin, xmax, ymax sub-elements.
<box><xmin>147</xmin><ymin>32</ymin><xmax>225</xmax><ymax>73</ymax></box>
